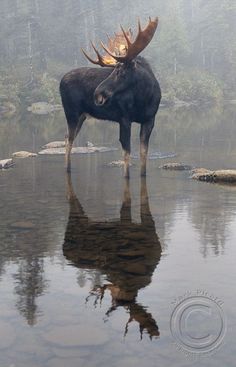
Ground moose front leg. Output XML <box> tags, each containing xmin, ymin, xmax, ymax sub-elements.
<box><xmin>119</xmin><ymin>120</ymin><xmax>131</xmax><ymax>179</ymax></box>
<box><xmin>139</xmin><ymin>118</ymin><xmax>155</xmax><ymax>176</ymax></box>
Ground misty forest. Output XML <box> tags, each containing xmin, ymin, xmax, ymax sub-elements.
<box><xmin>0</xmin><ymin>0</ymin><xmax>236</xmax><ymax>115</ymax></box>
<box><xmin>1</xmin><ymin>2</ymin><xmax>236</xmax><ymax>365</ymax></box>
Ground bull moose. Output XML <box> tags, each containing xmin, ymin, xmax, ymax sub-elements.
<box><xmin>63</xmin><ymin>173</ymin><xmax>161</xmax><ymax>339</ymax></box>
<box><xmin>60</xmin><ymin>17</ymin><xmax>161</xmax><ymax>178</ymax></box>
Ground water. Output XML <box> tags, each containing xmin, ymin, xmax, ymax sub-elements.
<box><xmin>0</xmin><ymin>105</ymin><xmax>236</xmax><ymax>367</ymax></box>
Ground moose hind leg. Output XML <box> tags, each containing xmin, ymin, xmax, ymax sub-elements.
<box><xmin>119</xmin><ymin>121</ymin><xmax>131</xmax><ymax>179</ymax></box>
<box><xmin>140</xmin><ymin>118</ymin><xmax>155</xmax><ymax>176</ymax></box>
<box><xmin>65</xmin><ymin>114</ymin><xmax>86</xmax><ymax>172</ymax></box>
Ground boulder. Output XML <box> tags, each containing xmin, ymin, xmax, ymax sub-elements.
<box><xmin>12</xmin><ymin>151</ymin><xmax>37</xmax><ymax>158</ymax></box>
<box><xmin>42</xmin><ymin>141</ymin><xmax>65</xmax><ymax>149</ymax></box>
<box><xmin>0</xmin><ymin>158</ymin><xmax>14</xmax><ymax>169</ymax></box>
<box><xmin>38</xmin><ymin>146</ymin><xmax>118</xmax><ymax>155</ymax></box>
<box><xmin>108</xmin><ymin>160</ymin><xmax>125</xmax><ymax>167</ymax></box>
<box><xmin>132</xmin><ymin>151</ymin><xmax>177</xmax><ymax>159</ymax></box>
<box><xmin>160</xmin><ymin>162</ymin><xmax>193</xmax><ymax>170</ymax></box>
<box><xmin>108</xmin><ymin>160</ymin><xmax>132</xmax><ymax>167</ymax></box>
<box><xmin>27</xmin><ymin>102</ymin><xmax>62</xmax><ymax>115</ymax></box>
<box><xmin>0</xmin><ymin>101</ymin><xmax>17</xmax><ymax>117</ymax></box>
<box><xmin>192</xmin><ymin>168</ymin><xmax>236</xmax><ymax>183</ymax></box>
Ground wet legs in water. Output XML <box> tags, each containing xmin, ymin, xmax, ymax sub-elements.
<box><xmin>119</xmin><ymin>120</ymin><xmax>131</xmax><ymax>179</ymax></box>
<box><xmin>65</xmin><ymin>114</ymin><xmax>86</xmax><ymax>172</ymax></box>
<box><xmin>140</xmin><ymin>118</ymin><xmax>155</xmax><ymax>177</ymax></box>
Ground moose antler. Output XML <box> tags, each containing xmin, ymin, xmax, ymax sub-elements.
<box><xmin>81</xmin><ymin>42</ymin><xmax>116</xmax><ymax>67</ymax></box>
<box><xmin>101</xmin><ymin>17</ymin><xmax>158</xmax><ymax>63</ymax></box>
<box><xmin>81</xmin><ymin>17</ymin><xmax>158</xmax><ymax>67</ymax></box>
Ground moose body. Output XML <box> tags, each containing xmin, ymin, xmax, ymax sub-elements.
<box><xmin>60</xmin><ymin>17</ymin><xmax>161</xmax><ymax>177</ymax></box>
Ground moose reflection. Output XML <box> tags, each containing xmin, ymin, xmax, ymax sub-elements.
<box><xmin>63</xmin><ymin>174</ymin><xmax>162</xmax><ymax>339</ymax></box>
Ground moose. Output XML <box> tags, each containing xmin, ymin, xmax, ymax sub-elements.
<box><xmin>60</xmin><ymin>17</ymin><xmax>161</xmax><ymax>178</ymax></box>
<box><xmin>63</xmin><ymin>172</ymin><xmax>162</xmax><ymax>339</ymax></box>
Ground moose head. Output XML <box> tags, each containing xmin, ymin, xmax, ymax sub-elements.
<box><xmin>82</xmin><ymin>17</ymin><xmax>158</xmax><ymax>106</ymax></box>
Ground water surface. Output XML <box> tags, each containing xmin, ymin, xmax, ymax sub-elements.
<box><xmin>0</xmin><ymin>105</ymin><xmax>236</xmax><ymax>366</ymax></box>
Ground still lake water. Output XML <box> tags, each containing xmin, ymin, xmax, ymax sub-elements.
<box><xmin>0</xmin><ymin>105</ymin><xmax>236</xmax><ymax>367</ymax></box>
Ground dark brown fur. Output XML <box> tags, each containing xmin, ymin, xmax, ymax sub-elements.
<box><xmin>60</xmin><ymin>56</ymin><xmax>161</xmax><ymax>177</ymax></box>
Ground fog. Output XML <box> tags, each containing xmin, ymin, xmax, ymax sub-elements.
<box><xmin>1</xmin><ymin>3</ymin><xmax>236</xmax><ymax>365</ymax></box>
<box><xmin>0</xmin><ymin>0</ymin><xmax>236</xmax><ymax>110</ymax></box>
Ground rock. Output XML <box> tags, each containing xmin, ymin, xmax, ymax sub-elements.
<box><xmin>108</xmin><ymin>160</ymin><xmax>132</xmax><ymax>167</ymax></box>
<box><xmin>86</xmin><ymin>141</ymin><xmax>94</xmax><ymax>147</ymax></box>
<box><xmin>27</xmin><ymin>102</ymin><xmax>62</xmax><ymax>115</ymax></box>
<box><xmin>42</xmin><ymin>141</ymin><xmax>65</xmax><ymax>149</ymax></box>
<box><xmin>0</xmin><ymin>102</ymin><xmax>17</xmax><ymax>117</ymax></box>
<box><xmin>0</xmin><ymin>158</ymin><xmax>14</xmax><ymax>169</ymax></box>
<box><xmin>160</xmin><ymin>162</ymin><xmax>193</xmax><ymax>170</ymax></box>
<box><xmin>192</xmin><ymin>168</ymin><xmax>236</xmax><ymax>183</ymax></box>
<box><xmin>12</xmin><ymin>151</ymin><xmax>37</xmax><ymax>158</ymax></box>
<box><xmin>43</xmin><ymin>325</ymin><xmax>108</xmax><ymax>347</ymax></box>
<box><xmin>213</xmin><ymin>170</ymin><xmax>236</xmax><ymax>183</ymax></box>
<box><xmin>191</xmin><ymin>168</ymin><xmax>213</xmax><ymax>181</ymax></box>
<box><xmin>38</xmin><ymin>146</ymin><xmax>118</xmax><ymax>155</ymax></box>
<box><xmin>132</xmin><ymin>152</ymin><xmax>177</xmax><ymax>160</ymax></box>
<box><xmin>0</xmin><ymin>321</ymin><xmax>16</xmax><ymax>349</ymax></box>
<box><xmin>173</xmin><ymin>97</ymin><xmax>192</xmax><ymax>108</ymax></box>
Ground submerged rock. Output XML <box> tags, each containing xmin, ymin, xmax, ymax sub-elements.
<box><xmin>38</xmin><ymin>146</ymin><xmax>118</xmax><ymax>155</ymax></box>
<box><xmin>192</xmin><ymin>168</ymin><xmax>236</xmax><ymax>183</ymax></box>
<box><xmin>0</xmin><ymin>158</ymin><xmax>14</xmax><ymax>169</ymax></box>
<box><xmin>12</xmin><ymin>151</ymin><xmax>37</xmax><ymax>158</ymax></box>
<box><xmin>108</xmin><ymin>160</ymin><xmax>133</xmax><ymax>167</ymax></box>
<box><xmin>42</xmin><ymin>141</ymin><xmax>66</xmax><ymax>149</ymax></box>
<box><xmin>86</xmin><ymin>141</ymin><xmax>94</xmax><ymax>147</ymax></box>
<box><xmin>27</xmin><ymin>102</ymin><xmax>62</xmax><ymax>115</ymax></box>
<box><xmin>108</xmin><ymin>160</ymin><xmax>125</xmax><ymax>167</ymax></box>
<box><xmin>160</xmin><ymin>162</ymin><xmax>193</xmax><ymax>170</ymax></box>
<box><xmin>0</xmin><ymin>101</ymin><xmax>17</xmax><ymax>117</ymax></box>
<box><xmin>132</xmin><ymin>151</ymin><xmax>177</xmax><ymax>160</ymax></box>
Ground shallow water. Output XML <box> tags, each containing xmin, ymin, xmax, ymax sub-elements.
<box><xmin>0</xmin><ymin>105</ymin><xmax>236</xmax><ymax>367</ymax></box>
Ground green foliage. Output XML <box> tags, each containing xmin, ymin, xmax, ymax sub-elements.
<box><xmin>162</xmin><ymin>70</ymin><xmax>223</xmax><ymax>105</ymax></box>
<box><xmin>17</xmin><ymin>73</ymin><xmax>60</xmax><ymax>106</ymax></box>
<box><xmin>38</xmin><ymin>73</ymin><xmax>61</xmax><ymax>104</ymax></box>
<box><xmin>0</xmin><ymin>0</ymin><xmax>235</xmax><ymax>107</ymax></box>
<box><xmin>0</xmin><ymin>72</ymin><xmax>20</xmax><ymax>104</ymax></box>
<box><xmin>156</xmin><ymin>9</ymin><xmax>191</xmax><ymax>75</ymax></box>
